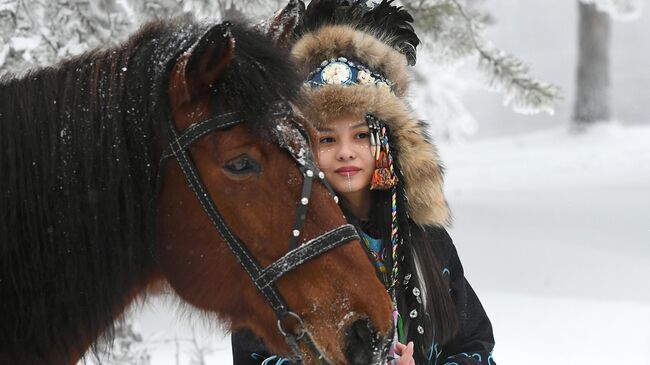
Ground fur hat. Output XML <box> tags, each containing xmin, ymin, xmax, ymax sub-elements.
<box><xmin>291</xmin><ymin>0</ymin><xmax>450</xmax><ymax>226</ymax></box>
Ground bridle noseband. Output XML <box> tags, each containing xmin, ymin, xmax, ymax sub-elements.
<box><xmin>158</xmin><ymin>101</ymin><xmax>358</xmax><ymax>364</ymax></box>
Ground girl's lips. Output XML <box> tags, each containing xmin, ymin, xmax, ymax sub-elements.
<box><xmin>335</xmin><ymin>166</ymin><xmax>361</xmax><ymax>176</ymax></box>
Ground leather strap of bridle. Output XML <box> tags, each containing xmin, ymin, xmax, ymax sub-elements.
<box><xmin>287</xmin><ymin>165</ymin><xmax>314</xmax><ymax>251</ymax></box>
<box><xmin>168</xmin><ymin>123</ymin><xmax>291</xmax><ymax>314</ymax></box>
<box><xmin>286</xmin><ymin>330</ymin><xmax>333</xmax><ymax>365</ymax></box>
<box><xmin>167</xmin><ymin>126</ymin><xmax>359</xmax><ymax>310</ymax></box>
<box><xmin>159</xmin><ymin>111</ymin><xmax>243</xmax><ymax>164</ymax></box>
<box><xmin>155</xmin><ymin>110</ymin><xmax>245</xmax><ymax>196</ymax></box>
<box><xmin>161</xmin><ymin>102</ymin><xmax>356</xmax><ymax>364</ymax></box>
<box><xmin>256</xmin><ymin>224</ymin><xmax>359</xmax><ymax>290</ymax></box>
<box><xmin>283</xmin><ymin>119</ymin><xmax>340</xmax><ymax>252</ymax></box>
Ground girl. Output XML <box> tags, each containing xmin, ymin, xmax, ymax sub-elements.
<box><xmin>232</xmin><ymin>1</ymin><xmax>496</xmax><ymax>364</ymax></box>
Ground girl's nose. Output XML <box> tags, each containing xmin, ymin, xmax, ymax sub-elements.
<box><xmin>336</xmin><ymin>145</ymin><xmax>356</xmax><ymax>161</ymax></box>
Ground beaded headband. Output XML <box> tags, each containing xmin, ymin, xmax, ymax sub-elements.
<box><xmin>305</xmin><ymin>57</ymin><xmax>394</xmax><ymax>92</ymax></box>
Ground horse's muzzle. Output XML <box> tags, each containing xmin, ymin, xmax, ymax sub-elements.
<box><xmin>343</xmin><ymin>319</ymin><xmax>391</xmax><ymax>365</ymax></box>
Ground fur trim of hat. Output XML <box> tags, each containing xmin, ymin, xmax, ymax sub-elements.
<box><xmin>293</xmin><ymin>25</ymin><xmax>410</xmax><ymax>97</ymax></box>
<box><xmin>290</xmin><ymin>0</ymin><xmax>450</xmax><ymax>226</ymax></box>
<box><xmin>297</xmin><ymin>79</ymin><xmax>450</xmax><ymax>226</ymax></box>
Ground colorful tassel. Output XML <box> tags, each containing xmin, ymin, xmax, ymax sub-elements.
<box><xmin>366</xmin><ymin>114</ymin><xmax>406</xmax><ymax>364</ymax></box>
<box><xmin>367</xmin><ymin>114</ymin><xmax>397</xmax><ymax>190</ymax></box>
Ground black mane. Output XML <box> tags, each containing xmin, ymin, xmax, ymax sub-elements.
<box><xmin>0</xmin><ymin>16</ymin><xmax>299</xmax><ymax>363</ymax></box>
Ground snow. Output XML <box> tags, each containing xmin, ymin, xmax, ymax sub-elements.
<box><xmin>10</xmin><ymin>35</ymin><xmax>42</xmax><ymax>51</ymax></box>
<box><xmin>411</xmin><ymin>63</ymin><xmax>480</xmax><ymax>141</ymax></box>
<box><xmin>459</xmin><ymin>0</ymin><xmax>650</xmax><ymax>139</ymax></box>
<box><xmin>98</xmin><ymin>123</ymin><xmax>650</xmax><ymax>365</ymax></box>
<box><xmin>482</xmin><ymin>292</ymin><xmax>650</xmax><ymax>364</ymax></box>
<box><xmin>440</xmin><ymin>122</ymin><xmax>650</xmax><ymax>192</ymax></box>
<box><xmin>0</xmin><ymin>44</ymin><xmax>9</xmax><ymax>67</ymax></box>
<box><xmin>439</xmin><ymin>123</ymin><xmax>650</xmax><ymax>364</ymax></box>
<box><xmin>274</xmin><ymin>120</ymin><xmax>310</xmax><ymax>167</ymax></box>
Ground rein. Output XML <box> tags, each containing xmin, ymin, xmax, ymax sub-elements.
<box><xmin>158</xmin><ymin>101</ymin><xmax>357</xmax><ymax>364</ymax></box>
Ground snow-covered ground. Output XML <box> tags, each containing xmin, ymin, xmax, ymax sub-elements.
<box><xmin>440</xmin><ymin>123</ymin><xmax>650</xmax><ymax>365</ymax></box>
<box><xmin>96</xmin><ymin>123</ymin><xmax>649</xmax><ymax>365</ymax></box>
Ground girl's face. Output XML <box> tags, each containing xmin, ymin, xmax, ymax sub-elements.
<box><xmin>316</xmin><ymin>114</ymin><xmax>375</xmax><ymax>196</ymax></box>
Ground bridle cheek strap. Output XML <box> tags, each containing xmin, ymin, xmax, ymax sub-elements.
<box><xmin>159</xmin><ymin>103</ymin><xmax>357</xmax><ymax>364</ymax></box>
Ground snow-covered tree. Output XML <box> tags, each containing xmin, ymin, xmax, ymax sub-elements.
<box><xmin>573</xmin><ymin>0</ymin><xmax>643</xmax><ymax>128</ymax></box>
<box><xmin>400</xmin><ymin>0</ymin><xmax>561</xmax><ymax>139</ymax></box>
<box><xmin>1</xmin><ymin>0</ymin><xmax>562</xmax><ymax>139</ymax></box>
<box><xmin>0</xmin><ymin>0</ymin><xmax>283</xmax><ymax>77</ymax></box>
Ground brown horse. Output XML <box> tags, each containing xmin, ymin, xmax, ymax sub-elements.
<box><xmin>0</xmin><ymin>17</ymin><xmax>392</xmax><ymax>365</ymax></box>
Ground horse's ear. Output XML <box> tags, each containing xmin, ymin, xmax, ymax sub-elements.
<box><xmin>256</xmin><ymin>0</ymin><xmax>304</xmax><ymax>48</ymax></box>
<box><xmin>170</xmin><ymin>22</ymin><xmax>235</xmax><ymax>108</ymax></box>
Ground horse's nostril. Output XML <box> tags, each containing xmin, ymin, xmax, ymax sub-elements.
<box><xmin>344</xmin><ymin>319</ymin><xmax>380</xmax><ymax>365</ymax></box>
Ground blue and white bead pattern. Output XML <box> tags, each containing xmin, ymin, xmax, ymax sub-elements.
<box><xmin>306</xmin><ymin>57</ymin><xmax>394</xmax><ymax>91</ymax></box>
<box><xmin>321</xmin><ymin>61</ymin><xmax>352</xmax><ymax>85</ymax></box>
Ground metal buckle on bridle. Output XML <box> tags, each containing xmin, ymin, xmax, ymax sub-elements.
<box><xmin>277</xmin><ymin>311</ymin><xmax>306</xmax><ymax>340</ymax></box>
<box><xmin>279</xmin><ymin>310</ymin><xmax>333</xmax><ymax>365</ymax></box>
<box><xmin>159</xmin><ymin>100</ymin><xmax>357</xmax><ymax>364</ymax></box>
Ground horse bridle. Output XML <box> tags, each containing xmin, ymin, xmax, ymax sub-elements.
<box><xmin>158</xmin><ymin>100</ymin><xmax>359</xmax><ymax>364</ymax></box>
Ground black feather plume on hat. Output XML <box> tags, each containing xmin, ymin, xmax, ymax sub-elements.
<box><xmin>360</xmin><ymin>0</ymin><xmax>420</xmax><ymax>65</ymax></box>
<box><xmin>296</xmin><ymin>0</ymin><xmax>420</xmax><ymax>65</ymax></box>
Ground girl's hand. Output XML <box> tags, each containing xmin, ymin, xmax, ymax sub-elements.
<box><xmin>394</xmin><ymin>341</ymin><xmax>415</xmax><ymax>365</ymax></box>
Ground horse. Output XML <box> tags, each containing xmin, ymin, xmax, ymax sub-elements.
<box><xmin>0</xmin><ymin>15</ymin><xmax>393</xmax><ymax>365</ymax></box>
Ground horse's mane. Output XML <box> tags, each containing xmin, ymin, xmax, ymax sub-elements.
<box><xmin>0</xmin><ymin>16</ymin><xmax>299</xmax><ymax>363</ymax></box>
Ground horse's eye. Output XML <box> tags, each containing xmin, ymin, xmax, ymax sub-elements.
<box><xmin>223</xmin><ymin>155</ymin><xmax>261</xmax><ymax>176</ymax></box>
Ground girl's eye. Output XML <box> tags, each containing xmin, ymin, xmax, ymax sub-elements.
<box><xmin>356</xmin><ymin>132</ymin><xmax>369</xmax><ymax>139</ymax></box>
<box><xmin>319</xmin><ymin>136</ymin><xmax>335</xmax><ymax>144</ymax></box>
<box><xmin>223</xmin><ymin>155</ymin><xmax>261</xmax><ymax>176</ymax></box>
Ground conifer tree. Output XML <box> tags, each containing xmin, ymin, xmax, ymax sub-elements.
<box><xmin>401</xmin><ymin>0</ymin><xmax>563</xmax><ymax>139</ymax></box>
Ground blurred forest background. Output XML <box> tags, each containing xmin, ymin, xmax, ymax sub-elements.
<box><xmin>2</xmin><ymin>0</ymin><xmax>647</xmax><ymax>136</ymax></box>
<box><xmin>1</xmin><ymin>0</ymin><xmax>562</xmax><ymax>135</ymax></box>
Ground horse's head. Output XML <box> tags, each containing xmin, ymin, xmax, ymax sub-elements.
<box><xmin>156</xmin><ymin>22</ymin><xmax>393</xmax><ymax>364</ymax></box>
